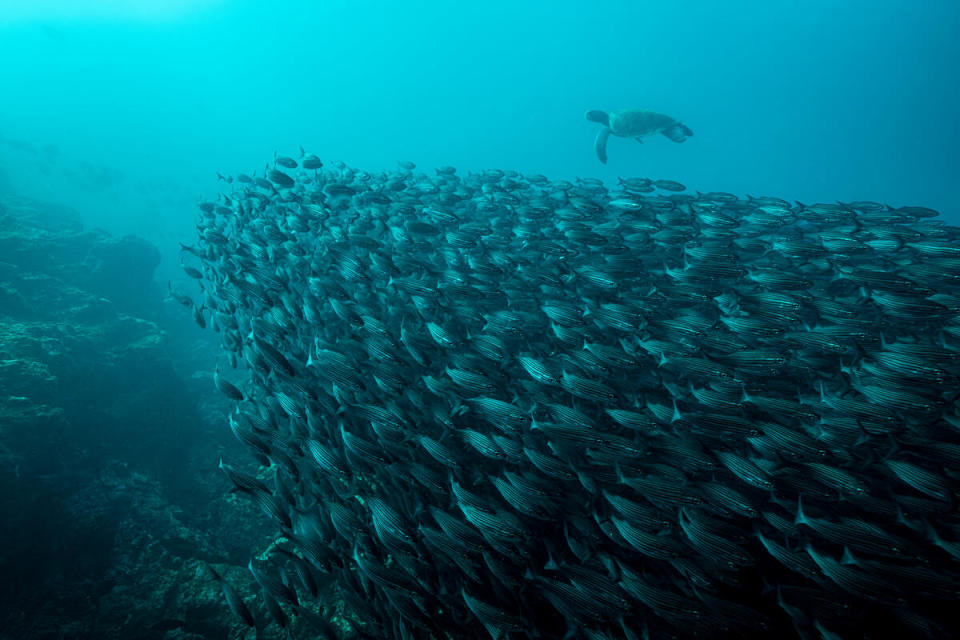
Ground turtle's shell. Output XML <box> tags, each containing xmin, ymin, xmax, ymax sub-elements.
<box><xmin>608</xmin><ymin>109</ymin><xmax>678</xmax><ymax>137</ymax></box>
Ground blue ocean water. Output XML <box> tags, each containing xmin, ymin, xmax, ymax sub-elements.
<box><xmin>1</xmin><ymin>0</ymin><xmax>957</xmax><ymax>266</ymax></box>
<box><xmin>2</xmin><ymin>3</ymin><xmax>960</xmax><ymax>639</ymax></box>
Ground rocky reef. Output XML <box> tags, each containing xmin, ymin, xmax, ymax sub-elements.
<box><xmin>0</xmin><ymin>195</ymin><xmax>274</xmax><ymax>639</ymax></box>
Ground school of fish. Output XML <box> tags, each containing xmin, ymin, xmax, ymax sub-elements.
<box><xmin>179</xmin><ymin>152</ymin><xmax>960</xmax><ymax>639</ymax></box>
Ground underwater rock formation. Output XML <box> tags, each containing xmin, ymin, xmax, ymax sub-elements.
<box><xmin>0</xmin><ymin>195</ymin><xmax>271</xmax><ymax>640</ymax></box>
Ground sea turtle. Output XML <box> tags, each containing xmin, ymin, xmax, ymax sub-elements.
<box><xmin>586</xmin><ymin>109</ymin><xmax>693</xmax><ymax>164</ymax></box>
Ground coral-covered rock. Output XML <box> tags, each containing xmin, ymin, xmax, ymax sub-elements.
<box><xmin>0</xmin><ymin>195</ymin><xmax>269</xmax><ymax>638</ymax></box>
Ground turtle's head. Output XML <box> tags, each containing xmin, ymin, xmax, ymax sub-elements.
<box><xmin>663</xmin><ymin>122</ymin><xmax>693</xmax><ymax>143</ymax></box>
<box><xmin>585</xmin><ymin>110</ymin><xmax>610</xmax><ymax>127</ymax></box>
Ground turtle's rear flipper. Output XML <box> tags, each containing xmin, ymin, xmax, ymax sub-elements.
<box><xmin>594</xmin><ymin>127</ymin><xmax>611</xmax><ymax>164</ymax></box>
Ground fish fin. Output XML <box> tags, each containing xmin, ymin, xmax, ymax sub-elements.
<box><xmin>613</xmin><ymin>462</ymin><xmax>625</xmax><ymax>484</ymax></box>
<box><xmin>619</xmin><ymin>616</ymin><xmax>641</xmax><ymax>640</ymax></box>
<box><xmin>881</xmin><ymin>434</ymin><xmax>901</xmax><ymax>461</ymax></box>
<box><xmin>840</xmin><ymin>547</ymin><xmax>858</xmax><ymax>566</ymax></box>
<box><xmin>794</xmin><ymin>495</ymin><xmax>810</xmax><ymax>526</ymax></box>
<box><xmin>853</xmin><ymin>425</ymin><xmax>871</xmax><ymax>448</ymax></box>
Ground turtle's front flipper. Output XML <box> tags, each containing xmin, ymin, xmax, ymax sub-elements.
<box><xmin>594</xmin><ymin>127</ymin><xmax>611</xmax><ymax>164</ymax></box>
